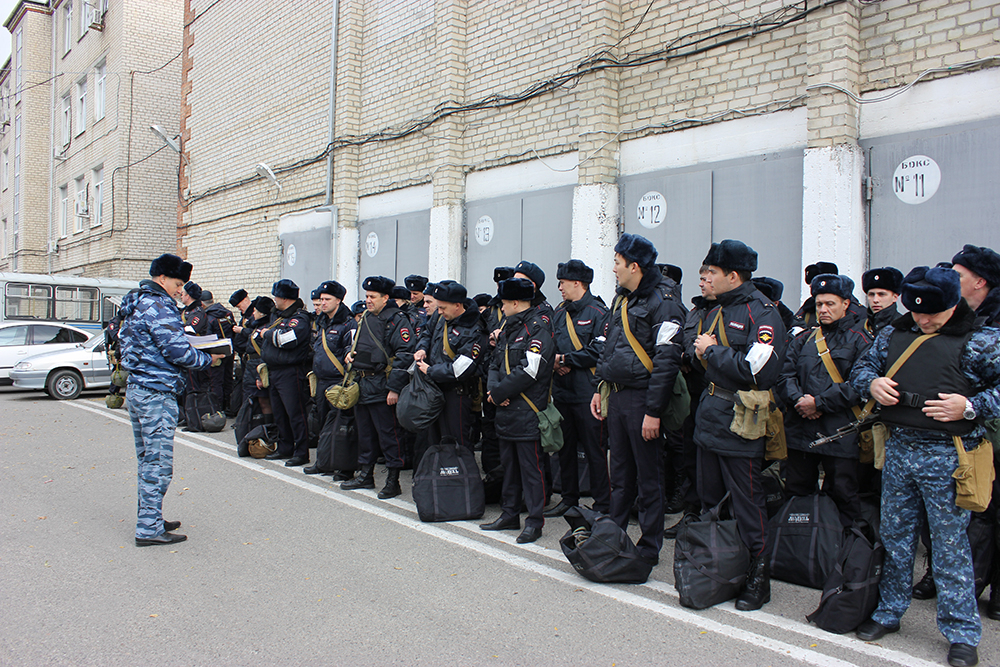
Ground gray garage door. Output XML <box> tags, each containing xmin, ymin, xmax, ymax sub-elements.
<box><xmin>357</xmin><ymin>211</ymin><xmax>430</xmax><ymax>294</ymax></box>
<box><xmin>621</xmin><ymin>150</ymin><xmax>804</xmax><ymax>305</ymax></box>
<box><xmin>465</xmin><ymin>187</ymin><xmax>573</xmax><ymax>298</ymax></box>
<box><xmin>279</xmin><ymin>227</ymin><xmax>334</xmax><ymax>296</ymax></box>
<box><xmin>863</xmin><ymin>118</ymin><xmax>1000</xmax><ymax>272</ymax></box>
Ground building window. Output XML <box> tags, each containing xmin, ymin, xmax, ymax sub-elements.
<box><xmin>61</xmin><ymin>95</ymin><xmax>71</xmax><ymax>147</ymax></box>
<box><xmin>14</xmin><ymin>27</ymin><xmax>22</xmax><ymax>104</ymax></box>
<box><xmin>1</xmin><ymin>219</ymin><xmax>6</xmax><ymax>258</ymax></box>
<box><xmin>74</xmin><ymin>177</ymin><xmax>86</xmax><ymax>233</ymax></box>
<box><xmin>1</xmin><ymin>150</ymin><xmax>7</xmax><ymax>191</ymax></box>
<box><xmin>75</xmin><ymin>79</ymin><xmax>87</xmax><ymax>136</ymax></box>
<box><xmin>59</xmin><ymin>186</ymin><xmax>69</xmax><ymax>238</ymax></box>
<box><xmin>79</xmin><ymin>0</ymin><xmax>88</xmax><ymax>39</ymax></box>
<box><xmin>94</xmin><ymin>61</ymin><xmax>106</xmax><ymax>120</ymax></box>
<box><xmin>91</xmin><ymin>167</ymin><xmax>103</xmax><ymax>227</ymax></box>
<box><xmin>64</xmin><ymin>1</ymin><xmax>73</xmax><ymax>54</ymax></box>
<box><xmin>13</xmin><ymin>115</ymin><xmax>20</xmax><ymax>244</ymax></box>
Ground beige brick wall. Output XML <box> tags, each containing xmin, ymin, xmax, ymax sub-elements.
<box><xmin>179</xmin><ymin>0</ymin><xmax>1000</xmax><ymax>298</ymax></box>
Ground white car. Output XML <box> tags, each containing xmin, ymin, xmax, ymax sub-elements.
<box><xmin>9</xmin><ymin>331</ymin><xmax>112</xmax><ymax>400</ymax></box>
<box><xmin>0</xmin><ymin>321</ymin><xmax>93</xmax><ymax>383</ymax></box>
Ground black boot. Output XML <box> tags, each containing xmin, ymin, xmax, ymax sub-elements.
<box><xmin>378</xmin><ymin>468</ymin><xmax>402</xmax><ymax>499</ymax></box>
<box><xmin>664</xmin><ymin>471</ymin><xmax>686</xmax><ymax>515</ymax></box>
<box><xmin>912</xmin><ymin>551</ymin><xmax>936</xmax><ymax>600</ymax></box>
<box><xmin>341</xmin><ymin>465</ymin><xmax>375</xmax><ymax>490</ymax></box>
<box><xmin>664</xmin><ymin>508</ymin><xmax>698</xmax><ymax>540</ymax></box>
<box><xmin>735</xmin><ymin>555</ymin><xmax>771</xmax><ymax>611</ymax></box>
<box><xmin>987</xmin><ymin>569</ymin><xmax>1000</xmax><ymax>621</ymax></box>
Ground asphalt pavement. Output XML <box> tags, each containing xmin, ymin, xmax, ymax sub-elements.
<box><xmin>2</xmin><ymin>387</ymin><xmax>996</xmax><ymax>666</ymax></box>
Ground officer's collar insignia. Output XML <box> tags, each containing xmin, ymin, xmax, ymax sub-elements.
<box><xmin>757</xmin><ymin>325</ymin><xmax>774</xmax><ymax>344</ymax></box>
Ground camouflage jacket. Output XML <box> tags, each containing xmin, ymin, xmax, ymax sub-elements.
<box><xmin>119</xmin><ymin>280</ymin><xmax>212</xmax><ymax>394</ymax></box>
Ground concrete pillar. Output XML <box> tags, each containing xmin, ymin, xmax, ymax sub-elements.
<box><xmin>428</xmin><ymin>0</ymin><xmax>467</xmax><ymax>282</ymax></box>
<box><xmin>802</xmin><ymin>0</ymin><xmax>865</xmax><ymax>303</ymax></box>
<box><xmin>333</xmin><ymin>0</ymin><xmax>363</xmax><ymax>285</ymax></box>
<box><xmin>574</xmin><ymin>0</ymin><xmax>621</xmax><ymax>299</ymax></box>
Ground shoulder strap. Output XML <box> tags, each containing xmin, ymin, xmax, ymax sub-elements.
<box><xmin>564</xmin><ymin>311</ymin><xmax>596</xmax><ymax>376</ymax></box>
<box><xmin>249</xmin><ymin>317</ymin><xmax>284</xmax><ymax>355</ymax></box>
<box><xmin>850</xmin><ymin>332</ymin><xmax>938</xmax><ymax>419</ymax></box>
<box><xmin>504</xmin><ymin>346</ymin><xmax>541</xmax><ymax>413</ymax></box>
<box><xmin>621</xmin><ymin>298</ymin><xmax>653</xmax><ymax>374</ymax></box>
<box><xmin>321</xmin><ymin>326</ymin><xmax>347</xmax><ymax>375</ymax></box>
<box><xmin>442</xmin><ymin>320</ymin><xmax>455</xmax><ymax>360</ymax></box>
<box><xmin>698</xmin><ymin>307</ymin><xmax>727</xmax><ymax>369</ymax></box>
<box><xmin>813</xmin><ymin>327</ymin><xmax>866</xmax><ymax>420</ymax></box>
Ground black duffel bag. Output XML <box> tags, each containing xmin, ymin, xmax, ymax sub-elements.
<box><xmin>234</xmin><ymin>397</ymin><xmax>264</xmax><ymax>456</ymax></box>
<box><xmin>560</xmin><ymin>506</ymin><xmax>652</xmax><ymax>584</ymax></box>
<box><xmin>769</xmin><ymin>493</ymin><xmax>843</xmax><ymax>590</ymax></box>
<box><xmin>807</xmin><ymin>521</ymin><xmax>884</xmax><ymax>634</ymax></box>
<box><xmin>184</xmin><ymin>391</ymin><xmax>216</xmax><ymax>433</ymax></box>
<box><xmin>330</xmin><ymin>410</ymin><xmax>358</xmax><ymax>471</ymax></box>
<box><xmin>412</xmin><ymin>436</ymin><xmax>484</xmax><ymax>522</ymax></box>
<box><xmin>396</xmin><ymin>369</ymin><xmax>444</xmax><ymax>433</ymax></box>
<box><xmin>674</xmin><ymin>492</ymin><xmax>750</xmax><ymax>609</ymax></box>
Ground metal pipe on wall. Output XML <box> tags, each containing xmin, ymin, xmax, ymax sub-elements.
<box><xmin>323</xmin><ymin>0</ymin><xmax>340</xmax><ymax>207</ymax></box>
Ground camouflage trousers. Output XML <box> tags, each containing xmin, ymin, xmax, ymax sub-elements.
<box><xmin>127</xmin><ymin>385</ymin><xmax>179</xmax><ymax>539</ymax></box>
<box><xmin>873</xmin><ymin>434</ymin><xmax>981</xmax><ymax>646</ymax></box>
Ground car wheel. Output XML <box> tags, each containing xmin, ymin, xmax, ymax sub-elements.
<box><xmin>47</xmin><ymin>369</ymin><xmax>83</xmax><ymax>400</ymax></box>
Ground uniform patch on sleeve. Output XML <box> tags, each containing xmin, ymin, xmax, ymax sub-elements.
<box><xmin>190</xmin><ymin>316</ymin><xmax>201</xmax><ymax>326</ymax></box>
<box><xmin>400</xmin><ymin>327</ymin><xmax>411</xmax><ymax>342</ymax></box>
<box><xmin>540</xmin><ymin>314</ymin><xmax>550</xmax><ymax>325</ymax></box>
<box><xmin>289</xmin><ymin>319</ymin><xmax>299</xmax><ymax>327</ymax></box>
<box><xmin>727</xmin><ymin>320</ymin><xmax>744</xmax><ymax>330</ymax></box>
<box><xmin>756</xmin><ymin>325</ymin><xmax>774</xmax><ymax>344</ymax></box>
<box><xmin>472</xmin><ymin>342</ymin><xmax>482</xmax><ymax>358</ymax></box>
<box><xmin>528</xmin><ymin>339</ymin><xmax>543</xmax><ymax>354</ymax></box>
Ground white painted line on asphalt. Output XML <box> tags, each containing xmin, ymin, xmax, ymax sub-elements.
<box><xmin>72</xmin><ymin>400</ymin><xmax>938</xmax><ymax>667</ymax></box>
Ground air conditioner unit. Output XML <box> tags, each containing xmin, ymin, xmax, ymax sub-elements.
<box><xmin>47</xmin><ymin>240</ymin><xmax>58</xmax><ymax>253</ymax></box>
<box><xmin>90</xmin><ymin>10</ymin><xmax>105</xmax><ymax>31</ymax></box>
<box><xmin>75</xmin><ymin>191</ymin><xmax>89</xmax><ymax>217</ymax></box>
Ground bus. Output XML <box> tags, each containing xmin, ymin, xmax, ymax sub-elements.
<box><xmin>0</xmin><ymin>272</ymin><xmax>138</xmax><ymax>333</ymax></box>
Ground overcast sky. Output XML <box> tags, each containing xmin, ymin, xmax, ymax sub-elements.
<box><xmin>0</xmin><ymin>0</ymin><xmax>19</xmax><ymax>66</ymax></box>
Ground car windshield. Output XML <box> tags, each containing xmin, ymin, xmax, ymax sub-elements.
<box><xmin>83</xmin><ymin>334</ymin><xmax>101</xmax><ymax>349</ymax></box>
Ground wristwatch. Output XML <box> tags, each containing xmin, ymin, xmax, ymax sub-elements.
<box><xmin>963</xmin><ymin>398</ymin><xmax>977</xmax><ymax>421</ymax></box>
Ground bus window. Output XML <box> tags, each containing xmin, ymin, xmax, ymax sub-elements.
<box><xmin>102</xmin><ymin>295</ymin><xmax>121</xmax><ymax>323</ymax></box>
<box><xmin>55</xmin><ymin>286</ymin><xmax>100</xmax><ymax>322</ymax></box>
<box><xmin>5</xmin><ymin>283</ymin><xmax>52</xmax><ymax>319</ymax></box>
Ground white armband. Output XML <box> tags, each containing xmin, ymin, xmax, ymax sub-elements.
<box><xmin>452</xmin><ymin>354</ymin><xmax>473</xmax><ymax>378</ymax></box>
<box><xmin>655</xmin><ymin>321</ymin><xmax>681</xmax><ymax>346</ymax></box>
<box><xmin>745</xmin><ymin>343</ymin><xmax>774</xmax><ymax>376</ymax></box>
<box><xmin>276</xmin><ymin>329</ymin><xmax>297</xmax><ymax>347</ymax></box>
<box><xmin>525</xmin><ymin>351</ymin><xmax>542</xmax><ymax>379</ymax></box>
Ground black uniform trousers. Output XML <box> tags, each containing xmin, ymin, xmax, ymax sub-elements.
<box><xmin>697</xmin><ymin>446</ymin><xmax>769</xmax><ymax>557</ymax></box>
<box><xmin>207</xmin><ymin>361</ymin><xmax>227</xmax><ymax>413</ymax></box>
<box><xmin>607</xmin><ymin>387</ymin><xmax>664</xmax><ymax>560</ymax></box>
<box><xmin>268</xmin><ymin>364</ymin><xmax>311</xmax><ymax>459</ymax></box>
<box><xmin>355</xmin><ymin>401</ymin><xmax>404</xmax><ymax>469</ymax></box>
<box><xmin>555</xmin><ymin>400</ymin><xmax>611</xmax><ymax>512</ymax></box>
<box><xmin>784</xmin><ymin>448</ymin><xmax>861</xmax><ymax>526</ymax></box>
<box><xmin>499</xmin><ymin>437</ymin><xmax>546</xmax><ymax>529</ymax></box>
<box><xmin>480</xmin><ymin>399</ymin><xmax>501</xmax><ymax>474</ymax></box>
<box><xmin>428</xmin><ymin>387</ymin><xmax>474</xmax><ymax>450</ymax></box>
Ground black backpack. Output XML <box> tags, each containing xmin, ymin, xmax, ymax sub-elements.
<box><xmin>674</xmin><ymin>493</ymin><xmax>750</xmax><ymax>609</ymax></box>
<box><xmin>184</xmin><ymin>391</ymin><xmax>222</xmax><ymax>433</ymax></box>
<box><xmin>807</xmin><ymin>521</ymin><xmax>884</xmax><ymax>634</ymax></box>
<box><xmin>412</xmin><ymin>437</ymin><xmax>485</xmax><ymax>522</ymax></box>
<box><xmin>559</xmin><ymin>506</ymin><xmax>652</xmax><ymax>584</ymax></box>
<box><xmin>769</xmin><ymin>494</ymin><xmax>844</xmax><ymax>590</ymax></box>
<box><xmin>315</xmin><ymin>409</ymin><xmax>359</xmax><ymax>472</ymax></box>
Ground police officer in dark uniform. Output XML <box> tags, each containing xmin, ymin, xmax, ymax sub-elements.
<box><xmin>259</xmin><ymin>279</ymin><xmax>313</xmax><ymax>467</ymax></box>
<box><xmin>862</xmin><ymin>267</ymin><xmax>904</xmax><ymax>336</ymax></box>
<box><xmin>179</xmin><ymin>281</ymin><xmax>211</xmax><ymax>417</ymax></box>
<box><xmin>202</xmin><ymin>290</ymin><xmax>236</xmax><ymax>414</ymax></box>
<box><xmin>481</xmin><ymin>268</ymin><xmax>514</xmax><ymax>497</ymax></box>
<box><xmin>415</xmin><ymin>281</ymin><xmax>487</xmax><ymax>449</ymax></box>
<box><xmin>233</xmin><ymin>296</ymin><xmax>274</xmax><ymax>421</ymax></box>
<box><xmin>792</xmin><ymin>262</ymin><xmax>838</xmax><ymax>330</ymax></box>
<box><xmin>692</xmin><ymin>240</ymin><xmax>786</xmax><ymax>611</ymax></box>
<box><xmin>404</xmin><ymin>274</ymin><xmax>429</xmax><ymax>328</ymax></box>
<box><xmin>753</xmin><ymin>276</ymin><xmax>794</xmax><ymax>334</ymax></box>
<box><xmin>777</xmin><ymin>274</ymin><xmax>872</xmax><ymax>525</ymax></box>
<box><xmin>513</xmin><ymin>260</ymin><xmax>554</xmax><ymax>323</ymax></box>
<box><xmin>590</xmin><ymin>234</ymin><xmax>686</xmax><ymax>565</ymax></box>
<box><xmin>341</xmin><ymin>276</ymin><xmax>415</xmax><ymax>499</ymax></box>
<box><xmin>482</xmin><ymin>277</ymin><xmax>555</xmax><ymax>544</ymax></box>
<box><xmin>304</xmin><ymin>280</ymin><xmax>355</xmax><ymax>477</ymax></box>
<box><xmin>546</xmin><ymin>259</ymin><xmax>611</xmax><ymax>517</ymax></box>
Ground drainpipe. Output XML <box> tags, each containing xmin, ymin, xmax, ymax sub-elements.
<box><xmin>323</xmin><ymin>0</ymin><xmax>339</xmax><ymax>207</ymax></box>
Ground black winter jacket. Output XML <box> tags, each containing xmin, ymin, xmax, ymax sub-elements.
<box><xmin>181</xmin><ymin>303</ymin><xmax>209</xmax><ymax>335</ymax></box>
<box><xmin>259</xmin><ymin>300</ymin><xmax>313</xmax><ymax>367</ymax></box>
<box><xmin>424</xmin><ymin>303</ymin><xmax>488</xmax><ymax>389</ymax></box>
<box><xmin>776</xmin><ymin>316</ymin><xmax>872</xmax><ymax>457</ymax></box>
<box><xmin>204</xmin><ymin>303</ymin><xmax>235</xmax><ymax>342</ymax></box>
<box><xmin>865</xmin><ymin>302</ymin><xmax>899</xmax><ymax>337</ymax></box>
<box><xmin>595</xmin><ymin>269</ymin><xmax>686</xmax><ymax>418</ymax></box>
<box><xmin>552</xmin><ymin>291</ymin><xmax>609</xmax><ymax>404</ymax></box>
<box><xmin>353</xmin><ymin>302</ymin><xmax>414</xmax><ymax>404</ymax></box>
<box><xmin>693</xmin><ymin>281</ymin><xmax>786</xmax><ymax>458</ymax></box>
<box><xmin>488</xmin><ymin>306</ymin><xmax>555</xmax><ymax>441</ymax></box>
<box><xmin>312</xmin><ymin>303</ymin><xmax>357</xmax><ymax>385</ymax></box>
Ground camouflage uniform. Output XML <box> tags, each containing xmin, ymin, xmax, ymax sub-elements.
<box><xmin>850</xmin><ymin>317</ymin><xmax>1000</xmax><ymax>646</ymax></box>
<box><xmin>119</xmin><ymin>280</ymin><xmax>212</xmax><ymax>539</ymax></box>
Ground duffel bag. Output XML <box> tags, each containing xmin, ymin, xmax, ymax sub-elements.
<box><xmin>396</xmin><ymin>368</ymin><xmax>445</xmax><ymax>433</ymax></box>
<box><xmin>769</xmin><ymin>493</ymin><xmax>843</xmax><ymax>590</ymax></box>
<box><xmin>412</xmin><ymin>436</ymin><xmax>484</xmax><ymax>522</ymax></box>
<box><xmin>674</xmin><ymin>492</ymin><xmax>750</xmax><ymax>609</ymax></box>
<box><xmin>184</xmin><ymin>391</ymin><xmax>215</xmax><ymax>433</ymax></box>
<box><xmin>330</xmin><ymin>410</ymin><xmax>359</xmax><ymax>471</ymax></box>
<box><xmin>807</xmin><ymin>521</ymin><xmax>884</xmax><ymax>634</ymax></box>
<box><xmin>241</xmin><ymin>423</ymin><xmax>278</xmax><ymax>459</ymax></box>
<box><xmin>560</xmin><ymin>506</ymin><xmax>652</xmax><ymax>584</ymax></box>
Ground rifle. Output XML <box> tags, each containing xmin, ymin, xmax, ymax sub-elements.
<box><xmin>809</xmin><ymin>413</ymin><xmax>880</xmax><ymax>449</ymax></box>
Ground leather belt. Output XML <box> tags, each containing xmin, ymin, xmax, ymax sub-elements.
<box><xmin>356</xmin><ymin>369</ymin><xmax>382</xmax><ymax>378</ymax></box>
<box><xmin>708</xmin><ymin>382</ymin><xmax>737</xmax><ymax>403</ymax></box>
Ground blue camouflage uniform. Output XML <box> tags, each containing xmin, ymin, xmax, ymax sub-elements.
<box><xmin>850</xmin><ymin>306</ymin><xmax>1000</xmax><ymax>646</ymax></box>
<box><xmin>119</xmin><ymin>280</ymin><xmax>212</xmax><ymax>539</ymax></box>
